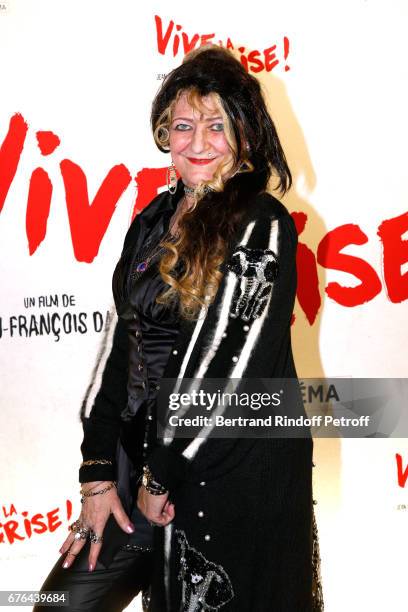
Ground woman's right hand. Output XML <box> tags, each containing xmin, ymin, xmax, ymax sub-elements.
<box><xmin>59</xmin><ymin>481</ymin><xmax>135</xmax><ymax>572</ymax></box>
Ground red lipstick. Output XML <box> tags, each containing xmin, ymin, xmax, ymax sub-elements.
<box><xmin>187</xmin><ymin>157</ymin><xmax>214</xmax><ymax>165</ymax></box>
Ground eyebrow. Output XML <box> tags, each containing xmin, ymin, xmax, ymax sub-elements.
<box><xmin>172</xmin><ymin>116</ymin><xmax>224</xmax><ymax>123</ymax></box>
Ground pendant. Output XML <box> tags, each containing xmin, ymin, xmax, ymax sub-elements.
<box><xmin>136</xmin><ymin>261</ymin><xmax>148</xmax><ymax>272</ymax></box>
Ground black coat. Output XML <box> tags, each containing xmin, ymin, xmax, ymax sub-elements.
<box><xmin>80</xmin><ymin>181</ymin><xmax>318</xmax><ymax>611</ymax></box>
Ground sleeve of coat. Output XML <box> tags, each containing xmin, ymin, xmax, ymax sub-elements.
<box><xmin>78</xmin><ymin>212</ymin><xmax>145</xmax><ymax>484</ymax></box>
<box><xmin>78</xmin><ymin>191</ymin><xmax>175</xmax><ymax>483</ymax></box>
<box><xmin>79</xmin><ymin>316</ymin><xmax>129</xmax><ymax>483</ymax></box>
<box><xmin>147</xmin><ymin>202</ymin><xmax>299</xmax><ymax>491</ymax></box>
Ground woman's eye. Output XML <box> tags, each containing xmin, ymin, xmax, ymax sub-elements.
<box><xmin>174</xmin><ymin>123</ymin><xmax>192</xmax><ymax>131</ymax></box>
<box><xmin>210</xmin><ymin>123</ymin><xmax>224</xmax><ymax>132</ymax></box>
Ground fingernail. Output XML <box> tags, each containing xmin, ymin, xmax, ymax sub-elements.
<box><xmin>88</xmin><ymin>563</ymin><xmax>94</xmax><ymax>572</ymax></box>
<box><xmin>62</xmin><ymin>561</ymin><xmax>69</xmax><ymax>569</ymax></box>
<box><xmin>126</xmin><ymin>523</ymin><xmax>135</xmax><ymax>533</ymax></box>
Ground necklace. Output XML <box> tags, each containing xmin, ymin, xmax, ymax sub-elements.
<box><xmin>183</xmin><ymin>183</ymin><xmax>212</xmax><ymax>197</ymax></box>
<box><xmin>183</xmin><ymin>184</ymin><xmax>196</xmax><ymax>196</ymax></box>
<box><xmin>131</xmin><ymin>233</ymin><xmax>173</xmax><ymax>280</ymax></box>
<box><xmin>130</xmin><ymin>197</ymin><xmax>184</xmax><ymax>281</ymax></box>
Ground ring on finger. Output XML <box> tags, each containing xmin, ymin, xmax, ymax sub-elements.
<box><xmin>69</xmin><ymin>520</ymin><xmax>83</xmax><ymax>533</ymax></box>
<box><xmin>69</xmin><ymin>520</ymin><xmax>90</xmax><ymax>537</ymax></box>
<box><xmin>89</xmin><ymin>531</ymin><xmax>104</xmax><ymax>544</ymax></box>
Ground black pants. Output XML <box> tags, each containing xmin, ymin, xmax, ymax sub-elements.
<box><xmin>33</xmin><ymin>543</ymin><xmax>153</xmax><ymax>612</ymax></box>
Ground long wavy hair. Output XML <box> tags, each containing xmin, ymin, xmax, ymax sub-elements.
<box><xmin>151</xmin><ymin>45</ymin><xmax>292</xmax><ymax>320</ymax></box>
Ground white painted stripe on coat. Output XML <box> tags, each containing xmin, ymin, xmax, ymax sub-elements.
<box><xmin>164</xmin><ymin>222</ymin><xmax>257</xmax><ymax>445</ymax></box>
<box><xmin>164</xmin><ymin>523</ymin><xmax>173</xmax><ymax>609</ymax></box>
<box><xmin>175</xmin><ymin>305</ymin><xmax>207</xmax><ymax>384</ymax></box>
<box><xmin>183</xmin><ymin>220</ymin><xmax>279</xmax><ymax>460</ymax></box>
<box><xmin>229</xmin><ymin>218</ymin><xmax>279</xmax><ymax>379</ymax></box>
<box><xmin>181</xmin><ymin>378</ymin><xmax>240</xmax><ymax>460</ymax></box>
<box><xmin>83</xmin><ymin>305</ymin><xmax>117</xmax><ymax>418</ymax></box>
<box><xmin>193</xmin><ymin>270</ymin><xmax>236</xmax><ymax>378</ymax></box>
<box><xmin>193</xmin><ymin>221</ymin><xmax>256</xmax><ymax>380</ymax></box>
<box><xmin>163</xmin><ymin>305</ymin><xmax>207</xmax><ymax>445</ymax></box>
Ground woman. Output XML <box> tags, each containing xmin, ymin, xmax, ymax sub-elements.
<box><xmin>36</xmin><ymin>45</ymin><xmax>323</xmax><ymax>611</ymax></box>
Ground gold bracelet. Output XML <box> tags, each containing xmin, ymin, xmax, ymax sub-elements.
<box><xmin>80</xmin><ymin>482</ymin><xmax>116</xmax><ymax>497</ymax></box>
<box><xmin>81</xmin><ymin>481</ymin><xmax>109</xmax><ymax>494</ymax></box>
<box><xmin>80</xmin><ymin>482</ymin><xmax>117</xmax><ymax>504</ymax></box>
<box><xmin>142</xmin><ymin>466</ymin><xmax>168</xmax><ymax>495</ymax></box>
<box><xmin>80</xmin><ymin>459</ymin><xmax>113</xmax><ymax>467</ymax></box>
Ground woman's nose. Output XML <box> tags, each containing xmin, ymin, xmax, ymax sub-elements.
<box><xmin>189</xmin><ymin>125</ymin><xmax>207</xmax><ymax>154</ymax></box>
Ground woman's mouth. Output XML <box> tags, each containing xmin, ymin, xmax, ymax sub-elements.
<box><xmin>187</xmin><ymin>157</ymin><xmax>214</xmax><ymax>165</ymax></box>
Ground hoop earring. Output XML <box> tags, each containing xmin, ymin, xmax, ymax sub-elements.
<box><xmin>167</xmin><ymin>161</ymin><xmax>178</xmax><ymax>194</ymax></box>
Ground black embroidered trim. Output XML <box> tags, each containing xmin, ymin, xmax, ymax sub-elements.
<box><xmin>175</xmin><ymin>529</ymin><xmax>234</xmax><ymax>611</ymax></box>
<box><xmin>312</xmin><ymin>508</ymin><xmax>325</xmax><ymax>611</ymax></box>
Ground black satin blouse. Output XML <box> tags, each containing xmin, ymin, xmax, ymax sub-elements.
<box><xmin>111</xmin><ymin>211</ymin><xmax>182</xmax><ymax>548</ymax></box>
<box><xmin>113</xmin><ymin>203</ymin><xmax>182</xmax><ymax>419</ymax></box>
<box><xmin>119</xmin><ymin>259</ymin><xmax>180</xmax><ymax>422</ymax></box>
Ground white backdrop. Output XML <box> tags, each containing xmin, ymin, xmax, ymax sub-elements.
<box><xmin>1</xmin><ymin>1</ymin><xmax>407</xmax><ymax>610</ymax></box>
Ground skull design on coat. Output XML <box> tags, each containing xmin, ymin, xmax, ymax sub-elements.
<box><xmin>176</xmin><ymin>530</ymin><xmax>234</xmax><ymax>611</ymax></box>
<box><xmin>227</xmin><ymin>246</ymin><xmax>279</xmax><ymax>322</ymax></box>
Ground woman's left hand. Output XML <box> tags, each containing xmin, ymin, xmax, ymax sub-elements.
<box><xmin>137</xmin><ymin>487</ymin><xmax>175</xmax><ymax>527</ymax></box>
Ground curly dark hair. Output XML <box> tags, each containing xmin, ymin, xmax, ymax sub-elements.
<box><xmin>150</xmin><ymin>45</ymin><xmax>292</xmax><ymax>319</ymax></box>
